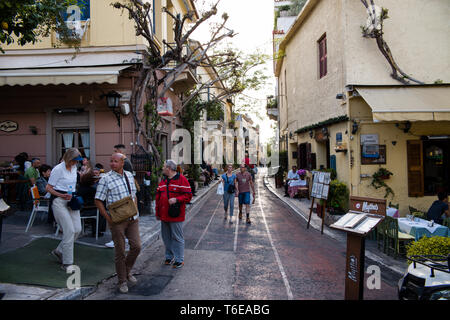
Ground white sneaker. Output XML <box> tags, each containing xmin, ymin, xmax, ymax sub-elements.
<box><xmin>105</xmin><ymin>239</ymin><xmax>129</xmax><ymax>248</ymax></box>
<box><xmin>118</xmin><ymin>282</ymin><xmax>128</xmax><ymax>294</ymax></box>
<box><xmin>127</xmin><ymin>274</ymin><xmax>138</xmax><ymax>286</ymax></box>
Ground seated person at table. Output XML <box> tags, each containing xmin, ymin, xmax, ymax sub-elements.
<box><xmin>284</xmin><ymin>165</ymin><xmax>298</xmax><ymax>197</ymax></box>
<box><xmin>426</xmin><ymin>192</ymin><xmax>449</xmax><ymax>225</ymax></box>
<box><xmin>36</xmin><ymin>164</ymin><xmax>52</xmax><ymax>196</ymax></box>
<box><xmin>24</xmin><ymin>158</ymin><xmax>40</xmax><ymax>186</ymax></box>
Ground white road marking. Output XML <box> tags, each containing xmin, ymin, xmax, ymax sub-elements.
<box><xmin>257</xmin><ymin>175</ymin><xmax>294</xmax><ymax>300</ymax></box>
<box><xmin>233</xmin><ymin>205</ymin><xmax>240</xmax><ymax>252</ymax></box>
<box><xmin>194</xmin><ymin>198</ymin><xmax>222</xmax><ymax>250</ymax></box>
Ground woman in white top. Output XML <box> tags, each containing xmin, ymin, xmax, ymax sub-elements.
<box><xmin>46</xmin><ymin>148</ymin><xmax>84</xmax><ymax>270</ymax></box>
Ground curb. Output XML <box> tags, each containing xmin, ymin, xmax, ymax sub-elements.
<box><xmin>263</xmin><ymin>175</ymin><xmax>406</xmax><ymax>276</ymax></box>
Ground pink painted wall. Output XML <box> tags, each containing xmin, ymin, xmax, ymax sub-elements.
<box><xmin>0</xmin><ymin>113</ymin><xmax>47</xmax><ymax>164</ymax></box>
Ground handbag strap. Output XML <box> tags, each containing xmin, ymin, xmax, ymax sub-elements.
<box><xmin>123</xmin><ymin>172</ymin><xmax>132</xmax><ymax>196</ymax></box>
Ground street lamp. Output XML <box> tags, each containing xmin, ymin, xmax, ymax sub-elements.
<box><xmin>103</xmin><ymin>90</ymin><xmax>122</xmax><ymax>127</ymax></box>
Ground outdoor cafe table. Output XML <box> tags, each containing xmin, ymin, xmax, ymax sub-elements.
<box><xmin>397</xmin><ymin>217</ymin><xmax>449</xmax><ymax>241</ymax></box>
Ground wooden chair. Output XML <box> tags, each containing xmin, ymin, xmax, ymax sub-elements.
<box><xmin>297</xmin><ymin>176</ymin><xmax>310</xmax><ymax>200</ymax></box>
<box><xmin>25</xmin><ymin>185</ymin><xmax>50</xmax><ymax>232</ymax></box>
<box><xmin>408</xmin><ymin>206</ymin><xmax>427</xmax><ymax>219</ymax></box>
<box><xmin>384</xmin><ymin>216</ymin><xmax>415</xmax><ymax>258</ymax></box>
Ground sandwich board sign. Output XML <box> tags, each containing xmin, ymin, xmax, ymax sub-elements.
<box><xmin>330</xmin><ymin>196</ymin><xmax>386</xmax><ymax>300</ymax></box>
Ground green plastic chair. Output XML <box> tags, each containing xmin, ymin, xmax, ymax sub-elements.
<box><xmin>376</xmin><ymin>219</ymin><xmax>387</xmax><ymax>253</ymax></box>
<box><xmin>385</xmin><ymin>216</ymin><xmax>415</xmax><ymax>258</ymax></box>
<box><xmin>443</xmin><ymin>217</ymin><xmax>450</xmax><ymax>228</ymax></box>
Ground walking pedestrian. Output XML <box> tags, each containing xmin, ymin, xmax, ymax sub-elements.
<box><xmin>113</xmin><ymin>144</ymin><xmax>134</xmax><ymax>173</ymax></box>
<box><xmin>220</xmin><ymin>164</ymin><xmax>237</xmax><ymax>224</ymax></box>
<box><xmin>45</xmin><ymin>148</ymin><xmax>83</xmax><ymax>271</ymax></box>
<box><xmin>236</xmin><ymin>164</ymin><xmax>256</xmax><ymax>224</ymax></box>
<box><xmin>95</xmin><ymin>153</ymin><xmax>141</xmax><ymax>294</ymax></box>
<box><xmin>156</xmin><ymin>160</ymin><xmax>192</xmax><ymax>269</ymax></box>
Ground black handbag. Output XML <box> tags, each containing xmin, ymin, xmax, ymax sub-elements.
<box><xmin>168</xmin><ymin>202</ymin><xmax>181</xmax><ymax>218</ymax></box>
<box><xmin>68</xmin><ymin>194</ymin><xmax>84</xmax><ymax>211</ymax></box>
<box><xmin>226</xmin><ymin>175</ymin><xmax>235</xmax><ymax>194</ymax></box>
<box><xmin>166</xmin><ymin>177</ymin><xmax>181</xmax><ymax>218</ymax></box>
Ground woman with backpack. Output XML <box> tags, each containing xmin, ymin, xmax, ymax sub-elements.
<box><xmin>220</xmin><ymin>164</ymin><xmax>238</xmax><ymax>224</ymax></box>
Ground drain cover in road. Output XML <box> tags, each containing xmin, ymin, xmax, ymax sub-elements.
<box><xmin>129</xmin><ymin>275</ymin><xmax>173</xmax><ymax>296</ymax></box>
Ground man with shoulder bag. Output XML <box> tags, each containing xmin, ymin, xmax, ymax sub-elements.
<box><xmin>95</xmin><ymin>153</ymin><xmax>141</xmax><ymax>294</ymax></box>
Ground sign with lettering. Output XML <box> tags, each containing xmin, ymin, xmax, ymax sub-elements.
<box><xmin>0</xmin><ymin>120</ymin><xmax>18</xmax><ymax>132</ymax></box>
<box><xmin>349</xmin><ymin>196</ymin><xmax>386</xmax><ymax>216</ymax></box>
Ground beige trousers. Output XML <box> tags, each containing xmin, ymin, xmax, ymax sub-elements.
<box><xmin>52</xmin><ymin>197</ymin><xmax>82</xmax><ymax>265</ymax></box>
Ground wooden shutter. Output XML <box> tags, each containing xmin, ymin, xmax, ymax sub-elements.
<box><xmin>407</xmin><ymin>140</ymin><xmax>424</xmax><ymax>197</ymax></box>
<box><xmin>319</xmin><ymin>35</ymin><xmax>327</xmax><ymax>78</ymax></box>
<box><xmin>306</xmin><ymin>143</ymin><xmax>312</xmax><ymax>170</ymax></box>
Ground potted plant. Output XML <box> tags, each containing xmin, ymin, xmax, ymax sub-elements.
<box><xmin>370</xmin><ymin>167</ymin><xmax>394</xmax><ymax>198</ymax></box>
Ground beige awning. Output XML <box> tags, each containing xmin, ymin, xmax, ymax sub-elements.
<box><xmin>0</xmin><ymin>65</ymin><xmax>131</xmax><ymax>86</ymax></box>
<box><xmin>356</xmin><ymin>86</ymin><xmax>450</xmax><ymax>122</ymax></box>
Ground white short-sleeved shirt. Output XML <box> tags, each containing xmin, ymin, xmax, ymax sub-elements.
<box><xmin>48</xmin><ymin>162</ymin><xmax>77</xmax><ymax>192</ymax></box>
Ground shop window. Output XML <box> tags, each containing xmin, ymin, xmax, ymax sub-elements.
<box><xmin>407</xmin><ymin>139</ymin><xmax>450</xmax><ymax>196</ymax></box>
<box><xmin>423</xmin><ymin>140</ymin><xmax>449</xmax><ymax>195</ymax></box>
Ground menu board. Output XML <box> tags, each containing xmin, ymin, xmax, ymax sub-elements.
<box><xmin>311</xmin><ymin>172</ymin><xmax>331</xmax><ymax>200</ymax></box>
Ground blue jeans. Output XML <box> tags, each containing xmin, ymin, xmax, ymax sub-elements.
<box><xmin>223</xmin><ymin>192</ymin><xmax>235</xmax><ymax>216</ymax></box>
<box><xmin>161</xmin><ymin>221</ymin><xmax>184</xmax><ymax>263</ymax></box>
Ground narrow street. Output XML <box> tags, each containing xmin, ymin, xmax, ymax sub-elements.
<box><xmin>86</xmin><ymin>170</ymin><xmax>399</xmax><ymax>300</ymax></box>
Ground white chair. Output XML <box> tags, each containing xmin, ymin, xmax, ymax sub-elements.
<box><xmin>25</xmin><ymin>185</ymin><xmax>49</xmax><ymax>232</ymax></box>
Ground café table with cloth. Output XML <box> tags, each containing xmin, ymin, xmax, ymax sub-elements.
<box><xmin>397</xmin><ymin>217</ymin><xmax>449</xmax><ymax>241</ymax></box>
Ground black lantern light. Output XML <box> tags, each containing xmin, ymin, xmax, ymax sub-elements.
<box><xmin>309</xmin><ymin>130</ymin><xmax>314</xmax><ymax>138</ymax></box>
<box><xmin>352</xmin><ymin>121</ymin><xmax>358</xmax><ymax>134</ymax></box>
<box><xmin>103</xmin><ymin>90</ymin><xmax>122</xmax><ymax>127</ymax></box>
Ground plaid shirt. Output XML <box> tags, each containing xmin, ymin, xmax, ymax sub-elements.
<box><xmin>95</xmin><ymin>170</ymin><xmax>138</xmax><ymax>217</ymax></box>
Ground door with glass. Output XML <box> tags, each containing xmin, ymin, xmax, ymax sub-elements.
<box><xmin>56</xmin><ymin>129</ymin><xmax>90</xmax><ymax>162</ymax></box>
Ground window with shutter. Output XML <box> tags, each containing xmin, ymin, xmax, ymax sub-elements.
<box><xmin>407</xmin><ymin>140</ymin><xmax>424</xmax><ymax>197</ymax></box>
<box><xmin>318</xmin><ymin>34</ymin><xmax>327</xmax><ymax>79</ymax></box>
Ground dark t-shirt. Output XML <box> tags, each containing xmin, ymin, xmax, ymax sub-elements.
<box><xmin>427</xmin><ymin>200</ymin><xmax>448</xmax><ymax>224</ymax></box>
<box><xmin>124</xmin><ymin>158</ymin><xmax>133</xmax><ymax>173</ymax></box>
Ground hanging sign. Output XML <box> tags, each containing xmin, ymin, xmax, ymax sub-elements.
<box><xmin>0</xmin><ymin>120</ymin><xmax>18</xmax><ymax>132</ymax></box>
<box><xmin>157</xmin><ymin>97</ymin><xmax>173</xmax><ymax>116</ymax></box>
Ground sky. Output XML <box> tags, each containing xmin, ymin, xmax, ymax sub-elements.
<box><xmin>191</xmin><ymin>0</ymin><xmax>277</xmax><ymax>144</ymax></box>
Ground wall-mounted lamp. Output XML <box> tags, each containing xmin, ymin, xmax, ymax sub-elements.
<box><xmin>335</xmin><ymin>93</ymin><xmax>345</xmax><ymax>100</ymax></box>
<box><xmin>321</xmin><ymin>127</ymin><xmax>329</xmax><ymax>137</ymax></box>
<box><xmin>352</xmin><ymin>121</ymin><xmax>358</xmax><ymax>134</ymax></box>
<box><xmin>29</xmin><ymin>126</ymin><xmax>37</xmax><ymax>135</ymax></box>
<box><xmin>392</xmin><ymin>141</ymin><xmax>397</xmax><ymax>146</ymax></box>
<box><xmin>289</xmin><ymin>132</ymin><xmax>293</xmax><ymax>139</ymax></box>
<box><xmin>101</xmin><ymin>90</ymin><xmax>122</xmax><ymax>127</ymax></box>
<box><xmin>309</xmin><ymin>130</ymin><xmax>314</xmax><ymax>138</ymax></box>
<box><xmin>395</xmin><ymin>121</ymin><xmax>412</xmax><ymax>133</ymax></box>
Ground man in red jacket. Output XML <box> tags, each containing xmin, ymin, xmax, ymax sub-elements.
<box><xmin>156</xmin><ymin>160</ymin><xmax>192</xmax><ymax>268</ymax></box>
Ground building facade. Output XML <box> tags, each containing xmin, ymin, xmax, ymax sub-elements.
<box><xmin>274</xmin><ymin>0</ymin><xmax>450</xmax><ymax>215</ymax></box>
<box><xmin>0</xmin><ymin>0</ymin><xmax>199</xmax><ymax>169</ymax></box>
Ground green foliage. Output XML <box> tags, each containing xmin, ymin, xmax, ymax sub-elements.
<box><xmin>205</xmin><ymin>100</ymin><xmax>224</xmax><ymax>121</ymax></box>
<box><xmin>0</xmin><ymin>0</ymin><xmax>81</xmax><ymax>52</ymax></box>
<box><xmin>278</xmin><ymin>5</ymin><xmax>291</xmax><ymax>12</ymax></box>
<box><xmin>278</xmin><ymin>150</ymin><xmax>288</xmax><ymax>175</ymax></box>
<box><xmin>328</xmin><ymin>179</ymin><xmax>349</xmax><ymax>212</ymax></box>
<box><xmin>370</xmin><ymin>167</ymin><xmax>394</xmax><ymax>199</ymax></box>
<box><xmin>295</xmin><ymin>116</ymin><xmax>349</xmax><ymax>134</ymax></box>
<box><xmin>406</xmin><ymin>236</ymin><xmax>450</xmax><ymax>265</ymax></box>
<box><xmin>288</xmin><ymin>0</ymin><xmax>307</xmax><ymax>16</ymax></box>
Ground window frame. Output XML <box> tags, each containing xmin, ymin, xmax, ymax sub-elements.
<box><xmin>318</xmin><ymin>34</ymin><xmax>327</xmax><ymax>79</ymax></box>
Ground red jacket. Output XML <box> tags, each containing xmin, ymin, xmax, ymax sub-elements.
<box><xmin>156</xmin><ymin>173</ymin><xmax>192</xmax><ymax>222</ymax></box>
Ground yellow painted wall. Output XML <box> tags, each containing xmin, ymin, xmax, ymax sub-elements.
<box><xmin>5</xmin><ymin>0</ymin><xmax>195</xmax><ymax>51</ymax></box>
<box><xmin>348</xmin><ymin>97</ymin><xmax>450</xmax><ymax>216</ymax></box>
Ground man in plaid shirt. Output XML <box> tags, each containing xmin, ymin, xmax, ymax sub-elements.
<box><xmin>95</xmin><ymin>153</ymin><xmax>141</xmax><ymax>294</ymax></box>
